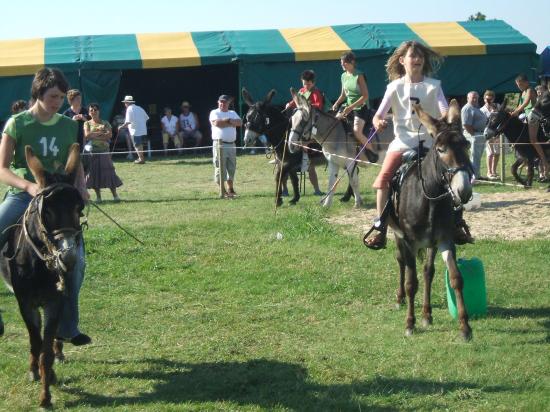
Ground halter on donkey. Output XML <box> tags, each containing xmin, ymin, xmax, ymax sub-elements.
<box><xmin>377</xmin><ymin>100</ymin><xmax>475</xmax><ymax>340</ymax></box>
<box><xmin>242</xmin><ymin>88</ymin><xmax>304</xmax><ymax>207</ymax></box>
<box><xmin>0</xmin><ymin>144</ymin><xmax>85</xmax><ymax>408</ymax></box>
<box><xmin>288</xmin><ymin>88</ymin><xmax>377</xmax><ymax>208</ymax></box>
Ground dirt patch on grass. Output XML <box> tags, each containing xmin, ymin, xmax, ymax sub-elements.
<box><xmin>330</xmin><ymin>189</ymin><xmax>550</xmax><ymax>241</ymax></box>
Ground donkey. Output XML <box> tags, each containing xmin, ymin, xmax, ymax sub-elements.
<box><xmin>484</xmin><ymin>93</ymin><xmax>550</xmax><ymax>187</ymax></box>
<box><xmin>242</xmin><ymin>88</ymin><xmax>303</xmax><ymax>206</ymax></box>
<box><xmin>389</xmin><ymin>101</ymin><xmax>474</xmax><ymax>340</ymax></box>
<box><xmin>288</xmin><ymin>88</ymin><xmax>374</xmax><ymax>208</ymax></box>
<box><xmin>0</xmin><ymin>144</ymin><xmax>84</xmax><ymax>408</ymax></box>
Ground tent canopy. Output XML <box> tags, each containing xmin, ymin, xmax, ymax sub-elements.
<box><xmin>0</xmin><ymin>19</ymin><xmax>539</xmax><ymax>120</ymax></box>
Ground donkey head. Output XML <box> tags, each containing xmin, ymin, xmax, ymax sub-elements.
<box><xmin>287</xmin><ymin>87</ymin><xmax>312</xmax><ymax>153</ymax></box>
<box><xmin>242</xmin><ymin>88</ymin><xmax>276</xmax><ymax>146</ymax></box>
<box><xmin>414</xmin><ymin>100</ymin><xmax>473</xmax><ymax>206</ymax></box>
<box><xmin>25</xmin><ymin>143</ymin><xmax>85</xmax><ymax>272</ymax></box>
<box><xmin>483</xmin><ymin>98</ymin><xmax>510</xmax><ymax>140</ymax></box>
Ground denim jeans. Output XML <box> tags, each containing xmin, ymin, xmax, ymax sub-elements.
<box><xmin>0</xmin><ymin>191</ymin><xmax>86</xmax><ymax>339</ymax></box>
<box><xmin>466</xmin><ymin>133</ymin><xmax>485</xmax><ymax>178</ymax></box>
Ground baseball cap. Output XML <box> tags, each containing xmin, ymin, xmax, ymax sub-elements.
<box><xmin>218</xmin><ymin>95</ymin><xmax>231</xmax><ymax>102</ymax></box>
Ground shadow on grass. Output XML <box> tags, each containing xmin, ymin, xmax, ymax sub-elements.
<box><xmin>488</xmin><ymin>306</ymin><xmax>550</xmax><ymax>344</ymax></box>
<box><xmin>62</xmin><ymin>358</ymin><xmax>511</xmax><ymax>410</ymax></box>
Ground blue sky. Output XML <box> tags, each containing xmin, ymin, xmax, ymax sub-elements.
<box><xmin>1</xmin><ymin>0</ymin><xmax>548</xmax><ymax>53</ymax></box>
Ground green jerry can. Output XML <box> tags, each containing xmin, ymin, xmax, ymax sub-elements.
<box><xmin>445</xmin><ymin>257</ymin><xmax>487</xmax><ymax>320</ymax></box>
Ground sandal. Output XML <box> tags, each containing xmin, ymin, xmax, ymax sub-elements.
<box><xmin>363</xmin><ymin>222</ymin><xmax>387</xmax><ymax>250</ymax></box>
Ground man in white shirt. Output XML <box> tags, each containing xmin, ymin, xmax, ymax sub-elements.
<box><xmin>119</xmin><ymin>95</ymin><xmax>149</xmax><ymax>164</ymax></box>
<box><xmin>209</xmin><ymin>95</ymin><xmax>242</xmax><ymax>197</ymax></box>
<box><xmin>161</xmin><ymin>107</ymin><xmax>181</xmax><ymax>156</ymax></box>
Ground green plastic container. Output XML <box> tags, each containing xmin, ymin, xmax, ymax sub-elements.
<box><xmin>445</xmin><ymin>257</ymin><xmax>487</xmax><ymax>320</ymax></box>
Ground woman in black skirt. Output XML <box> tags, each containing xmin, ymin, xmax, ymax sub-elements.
<box><xmin>84</xmin><ymin>103</ymin><xmax>122</xmax><ymax>202</ymax></box>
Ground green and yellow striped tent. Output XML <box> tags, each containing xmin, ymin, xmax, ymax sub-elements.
<box><xmin>0</xmin><ymin>19</ymin><xmax>538</xmax><ymax>120</ymax></box>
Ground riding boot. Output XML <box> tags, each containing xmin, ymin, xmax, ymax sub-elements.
<box><xmin>454</xmin><ymin>209</ymin><xmax>474</xmax><ymax>245</ymax></box>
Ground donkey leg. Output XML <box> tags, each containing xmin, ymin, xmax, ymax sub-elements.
<box><xmin>288</xmin><ymin>171</ymin><xmax>300</xmax><ymax>205</ymax></box>
<box><xmin>402</xmin><ymin>247</ymin><xmax>418</xmax><ymax>336</ymax></box>
<box><xmin>323</xmin><ymin>161</ymin><xmax>339</xmax><ymax>207</ymax></box>
<box><xmin>395</xmin><ymin>241</ymin><xmax>406</xmax><ymax>309</ymax></box>
<box><xmin>39</xmin><ymin>304</ymin><xmax>62</xmax><ymax>408</ymax></box>
<box><xmin>421</xmin><ymin>248</ymin><xmax>437</xmax><ymax>327</ymax></box>
<box><xmin>0</xmin><ymin>312</ymin><xmax>4</xmax><ymax>336</ymax></box>
<box><xmin>441</xmin><ymin>249</ymin><xmax>472</xmax><ymax>341</ymax></box>
<box><xmin>349</xmin><ymin>166</ymin><xmax>362</xmax><ymax>208</ymax></box>
<box><xmin>511</xmin><ymin>159</ymin><xmax>527</xmax><ymax>186</ymax></box>
<box><xmin>526</xmin><ymin>160</ymin><xmax>534</xmax><ymax>187</ymax></box>
<box><xmin>274</xmin><ymin>171</ymin><xmax>283</xmax><ymax>207</ymax></box>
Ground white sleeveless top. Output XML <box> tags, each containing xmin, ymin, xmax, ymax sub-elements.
<box><xmin>379</xmin><ymin>77</ymin><xmax>447</xmax><ymax>152</ymax></box>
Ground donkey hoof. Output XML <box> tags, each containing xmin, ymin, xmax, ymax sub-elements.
<box><xmin>422</xmin><ymin>318</ymin><xmax>433</xmax><ymax>327</ymax></box>
<box><xmin>39</xmin><ymin>396</ymin><xmax>53</xmax><ymax>409</ymax></box>
<box><xmin>276</xmin><ymin>199</ymin><xmax>283</xmax><ymax>207</ymax></box>
<box><xmin>405</xmin><ymin>328</ymin><xmax>414</xmax><ymax>337</ymax></box>
<box><xmin>461</xmin><ymin>329</ymin><xmax>473</xmax><ymax>342</ymax></box>
<box><xmin>29</xmin><ymin>369</ymin><xmax>40</xmax><ymax>382</ymax></box>
<box><xmin>289</xmin><ymin>199</ymin><xmax>298</xmax><ymax>205</ymax></box>
<box><xmin>50</xmin><ymin>370</ymin><xmax>57</xmax><ymax>385</ymax></box>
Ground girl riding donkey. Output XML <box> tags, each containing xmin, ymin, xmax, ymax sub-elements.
<box><xmin>364</xmin><ymin>41</ymin><xmax>474</xmax><ymax>250</ymax></box>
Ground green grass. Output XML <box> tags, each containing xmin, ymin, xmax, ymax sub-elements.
<box><xmin>0</xmin><ymin>152</ymin><xmax>549</xmax><ymax>411</ymax></box>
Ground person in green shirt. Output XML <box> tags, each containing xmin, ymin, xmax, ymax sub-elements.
<box><xmin>0</xmin><ymin>67</ymin><xmax>91</xmax><ymax>346</ymax></box>
<box><xmin>332</xmin><ymin>51</ymin><xmax>377</xmax><ymax>161</ymax></box>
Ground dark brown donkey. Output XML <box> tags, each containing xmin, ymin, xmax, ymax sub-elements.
<box><xmin>0</xmin><ymin>144</ymin><xmax>84</xmax><ymax>408</ymax></box>
<box><xmin>388</xmin><ymin>101</ymin><xmax>474</xmax><ymax>340</ymax></box>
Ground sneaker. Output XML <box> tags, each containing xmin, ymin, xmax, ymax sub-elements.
<box><xmin>134</xmin><ymin>159</ymin><xmax>145</xmax><ymax>164</ymax></box>
<box><xmin>313</xmin><ymin>190</ymin><xmax>325</xmax><ymax>196</ymax></box>
<box><xmin>126</xmin><ymin>154</ymin><xmax>134</xmax><ymax>160</ymax></box>
<box><xmin>281</xmin><ymin>188</ymin><xmax>289</xmax><ymax>197</ymax></box>
<box><xmin>269</xmin><ymin>159</ymin><xmax>280</xmax><ymax>165</ymax></box>
<box><xmin>70</xmin><ymin>333</ymin><xmax>92</xmax><ymax>346</ymax></box>
<box><xmin>227</xmin><ymin>190</ymin><xmax>237</xmax><ymax>198</ymax></box>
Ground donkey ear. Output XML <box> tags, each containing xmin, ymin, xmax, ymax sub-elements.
<box><xmin>446</xmin><ymin>99</ymin><xmax>461</xmax><ymax>124</ymax></box>
<box><xmin>64</xmin><ymin>143</ymin><xmax>81</xmax><ymax>184</ymax></box>
<box><xmin>25</xmin><ymin>145</ymin><xmax>47</xmax><ymax>188</ymax></box>
<box><xmin>242</xmin><ymin>88</ymin><xmax>254</xmax><ymax>106</ymax></box>
<box><xmin>265</xmin><ymin>89</ymin><xmax>276</xmax><ymax>104</ymax></box>
<box><xmin>413</xmin><ymin>103</ymin><xmax>439</xmax><ymax>137</ymax></box>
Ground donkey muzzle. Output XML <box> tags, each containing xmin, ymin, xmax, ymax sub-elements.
<box><xmin>450</xmin><ymin>170</ymin><xmax>473</xmax><ymax>206</ymax></box>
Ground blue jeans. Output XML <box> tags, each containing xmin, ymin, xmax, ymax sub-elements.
<box><xmin>466</xmin><ymin>133</ymin><xmax>485</xmax><ymax>178</ymax></box>
<box><xmin>0</xmin><ymin>191</ymin><xmax>86</xmax><ymax>339</ymax></box>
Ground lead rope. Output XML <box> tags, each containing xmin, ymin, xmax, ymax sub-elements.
<box><xmin>274</xmin><ymin>129</ymin><xmax>289</xmax><ymax>215</ymax></box>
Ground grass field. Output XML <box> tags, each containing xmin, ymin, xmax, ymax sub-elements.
<box><xmin>0</xmin><ymin>151</ymin><xmax>549</xmax><ymax>411</ymax></box>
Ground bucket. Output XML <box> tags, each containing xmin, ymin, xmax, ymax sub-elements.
<box><xmin>445</xmin><ymin>257</ymin><xmax>487</xmax><ymax>320</ymax></box>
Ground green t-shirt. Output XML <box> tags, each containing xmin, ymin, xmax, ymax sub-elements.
<box><xmin>84</xmin><ymin>119</ymin><xmax>111</xmax><ymax>152</ymax></box>
<box><xmin>3</xmin><ymin>111</ymin><xmax>78</xmax><ymax>193</ymax></box>
<box><xmin>341</xmin><ymin>69</ymin><xmax>368</xmax><ymax>111</ymax></box>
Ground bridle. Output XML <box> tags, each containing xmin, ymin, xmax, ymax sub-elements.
<box><xmin>245</xmin><ymin>105</ymin><xmax>290</xmax><ymax>150</ymax></box>
<box><xmin>418</xmin><ymin>132</ymin><xmax>473</xmax><ymax>210</ymax></box>
<box><xmin>289</xmin><ymin>107</ymin><xmax>316</xmax><ymax>143</ymax></box>
<box><xmin>21</xmin><ymin>183</ymin><xmax>85</xmax><ymax>290</ymax></box>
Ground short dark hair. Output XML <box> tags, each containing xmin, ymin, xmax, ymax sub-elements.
<box><xmin>301</xmin><ymin>70</ymin><xmax>316</xmax><ymax>82</ymax></box>
<box><xmin>31</xmin><ymin>68</ymin><xmax>69</xmax><ymax>101</ymax></box>
<box><xmin>88</xmin><ymin>103</ymin><xmax>100</xmax><ymax>111</ymax></box>
<box><xmin>11</xmin><ymin>99</ymin><xmax>27</xmax><ymax>114</ymax></box>
<box><xmin>340</xmin><ymin>51</ymin><xmax>356</xmax><ymax>64</ymax></box>
<box><xmin>515</xmin><ymin>73</ymin><xmax>529</xmax><ymax>83</ymax></box>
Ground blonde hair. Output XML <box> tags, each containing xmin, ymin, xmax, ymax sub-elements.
<box><xmin>386</xmin><ymin>41</ymin><xmax>443</xmax><ymax>81</ymax></box>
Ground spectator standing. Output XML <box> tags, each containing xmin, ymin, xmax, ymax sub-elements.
<box><xmin>160</xmin><ymin>107</ymin><xmax>181</xmax><ymax>156</ymax></box>
<box><xmin>0</xmin><ymin>67</ymin><xmax>91</xmax><ymax>345</ymax></box>
<box><xmin>179</xmin><ymin>101</ymin><xmax>203</xmax><ymax>149</ymax></box>
<box><xmin>63</xmin><ymin>89</ymin><xmax>90</xmax><ymax>150</ymax></box>
<box><xmin>119</xmin><ymin>95</ymin><xmax>149</xmax><ymax>164</ymax></box>
<box><xmin>209</xmin><ymin>95</ymin><xmax>242</xmax><ymax>198</ymax></box>
<box><xmin>84</xmin><ymin>103</ymin><xmax>122</xmax><ymax>202</ymax></box>
<box><xmin>480</xmin><ymin>90</ymin><xmax>500</xmax><ymax>180</ymax></box>
<box><xmin>511</xmin><ymin>74</ymin><xmax>547</xmax><ymax>178</ymax></box>
<box><xmin>461</xmin><ymin>91</ymin><xmax>487</xmax><ymax>180</ymax></box>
